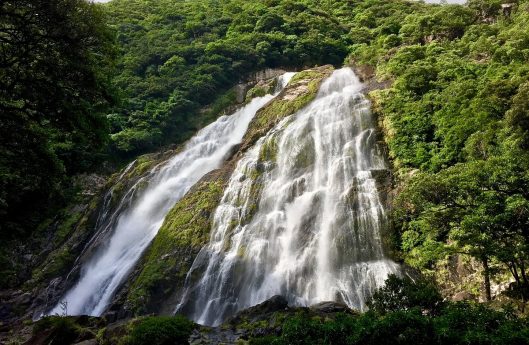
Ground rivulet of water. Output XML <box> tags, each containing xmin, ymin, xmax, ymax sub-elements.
<box><xmin>176</xmin><ymin>68</ymin><xmax>399</xmax><ymax>326</ymax></box>
<box><xmin>47</xmin><ymin>73</ymin><xmax>295</xmax><ymax>316</ymax></box>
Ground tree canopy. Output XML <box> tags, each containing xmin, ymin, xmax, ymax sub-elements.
<box><xmin>0</xmin><ymin>0</ymin><xmax>116</xmax><ymax>238</ymax></box>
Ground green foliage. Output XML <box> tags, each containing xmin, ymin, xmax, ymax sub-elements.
<box><xmin>369</xmin><ymin>274</ymin><xmax>443</xmax><ymax>315</ymax></box>
<box><xmin>394</xmin><ymin>151</ymin><xmax>529</xmax><ymax>298</ymax></box>
<box><xmin>126</xmin><ymin>177</ymin><xmax>226</xmax><ymax>313</ymax></box>
<box><xmin>254</xmin><ymin>306</ymin><xmax>529</xmax><ymax>345</ymax></box>
<box><xmin>33</xmin><ymin>317</ymin><xmax>79</xmax><ymax>344</ymax></box>
<box><xmin>33</xmin><ymin>248</ymin><xmax>75</xmax><ymax>283</ymax></box>
<box><xmin>125</xmin><ymin>67</ymin><xmax>329</xmax><ymax>313</ymax></box>
<box><xmin>345</xmin><ymin>0</ymin><xmax>529</xmax><ymax>300</ymax></box>
<box><xmin>105</xmin><ymin>0</ymin><xmax>349</xmax><ymax>155</ymax></box>
<box><xmin>0</xmin><ymin>0</ymin><xmax>116</xmax><ymax>239</ymax></box>
<box><xmin>124</xmin><ymin>316</ymin><xmax>195</xmax><ymax>345</ymax></box>
<box><xmin>33</xmin><ymin>316</ymin><xmax>96</xmax><ymax>345</ymax></box>
<box><xmin>247</xmin><ymin>277</ymin><xmax>529</xmax><ymax>345</ymax></box>
<box><xmin>2</xmin><ymin>0</ymin><xmax>529</xmax><ymax>324</ymax></box>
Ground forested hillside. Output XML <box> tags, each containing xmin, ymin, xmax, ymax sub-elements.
<box><xmin>104</xmin><ymin>0</ymin><xmax>352</xmax><ymax>154</ymax></box>
<box><xmin>2</xmin><ymin>0</ymin><xmax>529</xmax><ymax>343</ymax></box>
<box><xmin>104</xmin><ymin>0</ymin><xmax>529</xmax><ymax>301</ymax></box>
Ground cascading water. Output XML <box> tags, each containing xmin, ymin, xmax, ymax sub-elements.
<box><xmin>176</xmin><ymin>68</ymin><xmax>399</xmax><ymax>326</ymax></box>
<box><xmin>48</xmin><ymin>73</ymin><xmax>295</xmax><ymax>316</ymax></box>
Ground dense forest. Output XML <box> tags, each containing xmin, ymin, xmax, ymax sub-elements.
<box><xmin>2</xmin><ymin>0</ymin><xmax>529</xmax><ymax>343</ymax></box>
<box><xmin>1</xmin><ymin>0</ymin><xmax>116</xmax><ymax>240</ymax></box>
<box><xmin>104</xmin><ymin>0</ymin><xmax>529</xmax><ymax>302</ymax></box>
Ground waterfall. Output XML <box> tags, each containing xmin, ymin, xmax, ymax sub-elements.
<box><xmin>48</xmin><ymin>73</ymin><xmax>295</xmax><ymax>316</ymax></box>
<box><xmin>176</xmin><ymin>68</ymin><xmax>399</xmax><ymax>326</ymax></box>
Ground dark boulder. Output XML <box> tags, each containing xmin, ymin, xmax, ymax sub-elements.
<box><xmin>310</xmin><ymin>301</ymin><xmax>351</xmax><ymax>314</ymax></box>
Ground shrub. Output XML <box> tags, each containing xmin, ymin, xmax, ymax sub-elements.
<box><xmin>368</xmin><ymin>274</ymin><xmax>443</xmax><ymax>315</ymax></box>
<box><xmin>33</xmin><ymin>316</ymin><xmax>81</xmax><ymax>344</ymax></box>
<box><xmin>125</xmin><ymin>316</ymin><xmax>195</xmax><ymax>345</ymax></box>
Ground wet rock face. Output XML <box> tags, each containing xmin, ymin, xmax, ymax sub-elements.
<box><xmin>28</xmin><ymin>151</ymin><xmax>176</xmax><ymax>320</ymax></box>
<box><xmin>120</xmin><ymin>68</ymin><xmax>333</xmax><ymax>319</ymax></box>
<box><xmin>0</xmin><ymin>290</ymin><xmax>32</xmax><ymax>330</ymax></box>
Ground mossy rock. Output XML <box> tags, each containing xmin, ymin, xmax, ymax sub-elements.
<box><xmin>125</xmin><ymin>169</ymin><xmax>230</xmax><ymax>314</ymax></box>
<box><xmin>124</xmin><ymin>66</ymin><xmax>335</xmax><ymax>316</ymax></box>
<box><xmin>245</xmin><ymin>79</ymin><xmax>276</xmax><ymax>102</ymax></box>
<box><xmin>30</xmin><ymin>209</ymin><xmax>93</xmax><ymax>286</ymax></box>
<box><xmin>245</xmin><ymin>85</ymin><xmax>268</xmax><ymax>101</ymax></box>
<box><xmin>242</xmin><ymin>65</ymin><xmax>334</xmax><ymax>150</ymax></box>
<box><xmin>258</xmin><ymin>136</ymin><xmax>279</xmax><ymax>163</ymax></box>
<box><xmin>292</xmin><ymin>137</ymin><xmax>316</xmax><ymax>170</ymax></box>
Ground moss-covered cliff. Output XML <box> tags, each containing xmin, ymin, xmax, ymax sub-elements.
<box><xmin>122</xmin><ymin>66</ymin><xmax>334</xmax><ymax>315</ymax></box>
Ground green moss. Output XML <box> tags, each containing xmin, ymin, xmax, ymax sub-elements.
<box><xmin>246</xmin><ymin>85</ymin><xmax>268</xmax><ymax>101</ymax></box>
<box><xmin>54</xmin><ymin>210</ymin><xmax>83</xmax><ymax>246</ymax></box>
<box><xmin>29</xmin><ymin>205</ymin><xmax>95</xmax><ymax>287</ymax></box>
<box><xmin>134</xmin><ymin>161</ymin><xmax>154</xmax><ymax>176</ymax></box>
<box><xmin>288</xmin><ymin>69</ymin><xmax>326</xmax><ymax>84</ymax></box>
<box><xmin>108</xmin><ymin>154</ymin><xmax>161</xmax><ymax>208</ymax></box>
<box><xmin>159</xmin><ymin>181</ymin><xmax>224</xmax><ymax>248</ymax></box>
<box><xmin>32</xmin><ymin>247</ymin><xmax>75</xmax><ymax>282</ymax></box>
<box><xmin>246</xmin><ymin>79</ymin><xmax>277</xmax><ymax>102</ymax></box>
<box><xmin>258</xmin><ymin>136</ymin><xmax>278</xmax><ymax>163</ymax></box>
<box><xmin>125</xmin><ymin>66</ymin><xmax>334</xmax><ymax>314</ymax></box>
<box><xmin>243</xmin><ymin>66</ymin><xmax>333</xmax><ymax>148</ymax></box>
<box><xmin>126</xmin><ymin>177</ymin><xmax>226</xmax><ymax>313</ymax></box>
<box><xmin>236</xmin><ymin>245</ymin><xmax>247</xmax><ymax>258</ymax></box>
<box><xmin>243</xmin><ymin>179</ymin><xmax>264</xmax><ymax>223</ymax></box>
<box><xmin>367</xmin><ymin>89</ymin><xmax>401</xmax><ymax>169</ymax></box>
<box><xmin>129</xmin><ymin>154</ymin><xmax>158</xmax><ymax>178</ymax></box>
<box><xmin>30</xmin><ymin>316</ymin><xmax>107</xmax><ymax>345</ymax></box>
<box><xmin>33</xmin><ymin>317</ymin><xmax>79</xmax><ymax>344</ymax></box>
<box><xmin>293</xmin><ymin>139</ymin><xmax>315</xmax><ymax>169</ymax></box>
<box><xmin>96</xmin><ymin>327</ymin><xmax>107</xmax><ymax>345</ymax></box>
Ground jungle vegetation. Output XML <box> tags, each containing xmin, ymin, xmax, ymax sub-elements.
<box><xmin>1</xmin><ymin>0</ymin><xmax>529</xmax><ymax>313</ymax></box>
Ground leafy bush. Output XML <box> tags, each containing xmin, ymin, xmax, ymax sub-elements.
<box><xmin>125</xmin><ymin>316</ymin><xmax>195</xmax><ymax>345</ymax></box>
<box><xmin>368</xmin><ymin>274</ymin><xmax>443</xmax><ymax>315</ymax></box>
<box><xmin>248</xmin><ymin>276</ymin><xmax>529</xmax><ymax>344</ymax></box>
<box><xmin>33</xmin><ymin>316</ymin><xmax>84</xmax><ymax>345</ymax></box>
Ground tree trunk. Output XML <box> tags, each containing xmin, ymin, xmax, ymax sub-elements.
<box><xmin>508</xmin><ymin>260</ymin><xmax>526</xmax><ymax>302</ymax></box>
<box><xmin>482</xmin><ymin>256</ymin><xmax>492</xmax><ymax>301</ymax></box>
<box><xmin>520</xmin><ymin>260</ymin><xmax>528</xmax><ymax>302</ymax></box>
<box><xmin>520</xmin><ymin>260</ymin><xmax>528</xmax><ymax>286</ymax></box>
<box><xmin>509</xmin><ymin>260</ymin><xmax>521</xmax><ymax>286</ymax></box>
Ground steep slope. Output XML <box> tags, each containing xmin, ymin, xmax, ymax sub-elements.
<box><xmin>122</xmin><ymin>66</ymin><xmax>334</xmax><ymax>316</ymax></box>
<box><xmin>176</xmin><ymin>68</ymin><xmax>398</xmax><ymax>326</ymax></box>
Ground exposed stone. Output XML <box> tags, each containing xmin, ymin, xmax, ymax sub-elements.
<box><xmin>235</xmin><ymin>83</ymin><xmax>251</xmax><ymax>103</ymax></box>
<box><xmin>234</xmin><ymin>68</ymin><xmax>289</xmax><ymax>103</ymax></box>
<box><xmin>190</xmin><ymin>295</ymin><xmax>358</xmax><ymax>345</ymax></box>
<box><xmin>310</xmin><ymin>301</ymin><xmax>351</xmax><ymax>313</ymax></box>
<box><xmin>75</xmin><ymin>173</ymin><xmax>107</xmax><ymax>197</ymax></box>
<box><xmin>246</xmin><ymin>68</ymin><xmax>288</xmax><ymax>83</ymax></box>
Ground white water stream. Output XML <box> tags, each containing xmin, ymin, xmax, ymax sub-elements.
<box><xmin>176</xmin><ymin>68</ymin><xmax>399</xmax><ymax>326</ymax></box>
<box><xmin>48</xmin><ymin>73</ymin><xmax>294</xmax><ymax>316</ymax></box>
